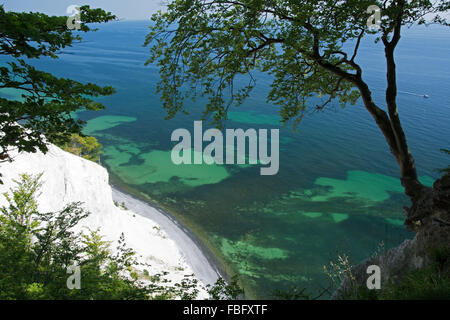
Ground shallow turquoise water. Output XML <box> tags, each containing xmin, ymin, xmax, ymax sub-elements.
<box><xmin>2</xmin><ymin>21</ymin><xmax>449</xmax><ymax>298</ymax></box>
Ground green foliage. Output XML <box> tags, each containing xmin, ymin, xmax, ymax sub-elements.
<box><xmin>58</xmin><ymin>133</ymin><xmax>102</xmax><ymax>162</ymax></box>
<box><xmin>145</xmin><ymin>1</ymin><xmax>450</xmax><ymax>128</ymax></box>
<box><xmin>0</xmin><ymin>173</ymin><xmax>243</xmax><ymax>300</ymax></box>
<box><xmin>146</xmin><ymin>1</ymin><xmax>450</xmax><ymax>298</ymax></box>
<box><xmin>0</xmin><ymin>5</ymin><xmax>116</xmax><ymax>163</ymax></box>
<box><xmin>114</xmin><ymin>201</ymin><xmax>129</xmax><ymax>210</ymax></box>
<box><xmin>375</xmin><ymin>247</ymin><xmax>450</xmax><ymax>300</ymax></box>
<box><xmin>0</xmin><ymin>174</ymin><xmax>190</xmax><ymax>299</ymax></box>
<box><xmin>339</xmin><ymin>246</ymin><xmax>450</xmax><ymax>300</ymax></box>
<box><xmin>206</xmin><ymin>275</ymin><xmax>244</xmax><ymax>300</ymax></box>
<box><xmin>0</xmin><ymin>173</ymin><xmax>90</xmax><ymax>299</ymax></box>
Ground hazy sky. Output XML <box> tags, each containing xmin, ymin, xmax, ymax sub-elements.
<box><xmin>1</xmin><ymin>0</ymin><xmax>164</xmax><ymax>20</ymax></box>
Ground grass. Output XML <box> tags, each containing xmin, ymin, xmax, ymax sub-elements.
<box><xmin>353</xmin><ymin>246</ymin><xmax>450</xmax><ymax>300</ymax></box>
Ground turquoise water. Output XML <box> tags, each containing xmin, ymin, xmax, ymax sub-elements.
<box><xmin>2</xmin><ymin>21</ymin><xmax>449</xmax><ymax>298</ymax></box>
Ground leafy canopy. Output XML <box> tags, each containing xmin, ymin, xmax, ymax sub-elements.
<box><xmin>0</xmin><ymin>5</ymin><xmax>116</xmax><ymax>162</ymax></box>
<box><xmin>58</xmin><ymin>133</ymin><xmax>102</xmax><ymax>162</ymax></box>
<box><xmin>145</xmin><ymin>0</ymin><xmax>450</xmax><ymax>127</ymax></box>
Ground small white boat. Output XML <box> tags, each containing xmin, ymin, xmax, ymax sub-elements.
<box><xmin>398</xmin><ymin>91</ymin><xmax>430</xmax><ymax>99</ymax></box>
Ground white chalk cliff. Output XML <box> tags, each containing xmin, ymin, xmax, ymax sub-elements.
<box><xmin>0</xmin><ymin>144</ymin><xmax>218</xmax><ymax>298</ymax></box>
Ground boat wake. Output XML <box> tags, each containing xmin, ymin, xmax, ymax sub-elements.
<box><xmin>398</xmin><ymin>91</ymin><xmax>429</xmax><ymax>98</ymax></box>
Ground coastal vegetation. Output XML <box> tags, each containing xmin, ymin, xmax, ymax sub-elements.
<box><xmin>273</xmin><ymin>240</ymin><xmax>450</xmax><ymax>300</ymax></box>
<box><xmin>0</xmin><ymin>5</ymin><xmax>115</xmax><ymax>166</ymax></box>
<box><xmin>333</xmin><ymin>246</ymin><xmax>450</xmax><ymax>300</ymax></box>
<box><xmin>58</xmin><ymin>133</ymin><xmax>102</xmax><ymax>162</ymax></box>
<box><xmin>114</xmin><ymin>200</ymin><xmax>129</xmax><ymax>210</ymax></box>
<box><xmin>146</xmin><ymin>0</ymin><xmax>449</xmax><ymax>224</ymax></box>
<box><xmin>0</xmin><ymin>5</ymin><xmax>244</xmax><ymax>300</ymax></box>
<box><xmin>0</xmin><ymin>174</ymin><xmax>243</xmax><ymax>299</ymax></box>
<box><xmin>0</xmin><ymin>1</ymin><xmax>448</xmax><ymax>300</ymax></box>
<box><xmin>146</xmin><ymin>0</ymin><xmax>450</xmax><ymax>294</ymax></box>
<box><xmin>374</xmin><ymin>247</ymin><xmax>450</xmax><ymax>300</ymax></box>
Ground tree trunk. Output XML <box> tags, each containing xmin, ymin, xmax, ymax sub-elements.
<box><xmin>312</xmin><ymin>13</ymin><xmax>429</xmax><ymax>217</ymax></box>
<box><xmin>383</xmin><ymin>21</ymin><xmax>427</xmax><ymax>204</ymax></box>
<box><xmin>355</xmin><ymin>78</ymin><xmax>426</xmax><ymax>203</ymax></box>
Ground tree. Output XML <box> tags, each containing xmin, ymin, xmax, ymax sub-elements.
<box><xmin>58</xmin><ymin>133</ymin><xmax>102</xmax><ymax>162</ymax></box>
<box><xmin>0</xmin><ymin>5</ymin><xmax>116</xmax><ymax>164</ymax></box>
<box><xmin>145</xmin><ymin>0</ymin><xmax>450</xmax><ymax>226</ymax></box>
<box><xmin>0</xmin><ymin>173</ymin><xmax>244</xmax><ymax>299</ymax></box>
<box><xmin>206</xmin><ymin>275</ymin><xmax>245</xmax><ymax>300</ymax></box>
<box><xmin>0</xmin><ymin>174</ymin><xmax>225</xmax><ymax>299</ymax></box>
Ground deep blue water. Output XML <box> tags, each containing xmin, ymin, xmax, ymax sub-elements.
<box><xmin>2</xmin><ymin>21</ymin><xmax>449</xmax><ymax>298</ymax></box>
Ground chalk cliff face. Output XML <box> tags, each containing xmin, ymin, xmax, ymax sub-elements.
<box><xmin>0</xmin><ymin>144</ymin><xmax>205</xmax><ymax>293</ymax></box>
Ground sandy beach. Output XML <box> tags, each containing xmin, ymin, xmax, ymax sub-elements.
<box><xmin>111</xmin><ymin>187</ymin><xmax>221</xmax><ymax>287</ymax></box>
<box><xmin>0</xmin><ymin>143</ymin><xmax>221</xmax><ymax>297</ymax></box>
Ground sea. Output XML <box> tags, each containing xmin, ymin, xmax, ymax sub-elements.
<box><xmin>1</xmin><ymin>20</ymin><xmax>449</xmax><ymax>299</ymax></box>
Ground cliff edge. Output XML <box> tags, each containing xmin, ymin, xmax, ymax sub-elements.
<box><xmin>0</xmin><ymin>144</ymin><xmax>214</xmax><ymax>296</ymax></box>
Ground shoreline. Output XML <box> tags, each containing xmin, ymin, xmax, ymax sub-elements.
<box><xmin>110</xmin><ymin>184</ymin><xmax>227</xmax><ymax>288</ymax></box>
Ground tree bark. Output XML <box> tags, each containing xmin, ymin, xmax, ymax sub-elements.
<box><xmin>307</xmin><ymin>3</ymin><xmax>427</xmax><ymax>210</ymax></box>
<box><xmin>315</xmin><ymin>57</ymin><xmax>426</xmax><ymax>205</ymax></box>
<box><xmin>382</xmin><ymin>12</ymin><xmax>426</xmax><ymax>202</ymax></box>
